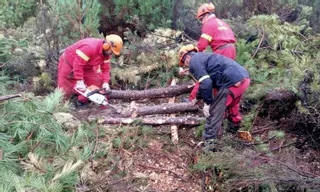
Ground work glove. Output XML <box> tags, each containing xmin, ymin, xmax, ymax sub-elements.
<box><xmin>203</xmin><ymin>103</ymin><xmax>210</xmax><ymax>118</ymax></box>
<box><xmin>178</xmin><ymin>67</ymin><xmax>189</xmax><ymax>77</ymax></box>
<box><xmin>75</xmin><ymin>80</ymin><xmax>86</xmax><ymax>92</ymax></box>
<box><xmin>102</xmin><ymin>83</ymin><xmax>110</xmax><ymax>91</ymax></box>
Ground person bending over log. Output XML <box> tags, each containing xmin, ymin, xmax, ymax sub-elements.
<box><xmin>177</xmin><ymin>45</ymin><xmax>250</xmax><ymax>152</ymax></box>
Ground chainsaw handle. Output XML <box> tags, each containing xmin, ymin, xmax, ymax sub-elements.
<box><xmin>86</xmin><ymin>88</ymin><xmax>112</xmax><ymax>97</ymax></box>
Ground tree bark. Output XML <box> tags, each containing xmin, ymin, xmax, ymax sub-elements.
<box><xmin>92</xmin><ymin>116</ymin><xmax>204</xmax><ymax>125</ymax></box>
<box><xmin>108</xmin><ymin>82</ymin><xmax>194</xmax><ymax>100</ymax></box>
<box><xmin>0</xmin><ymin>94</ymin><xmax>21</xmax><ymax>101</ymax></box>
<box><xmin>120</xmin><ymin>102</ymin><xmax>198</xmax><ymax>118</ymax></box>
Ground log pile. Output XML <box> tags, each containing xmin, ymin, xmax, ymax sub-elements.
<box><xmin>87</xmin><ymin>82</ymin><xmax>205</xmax><ymax>126</ymax></box>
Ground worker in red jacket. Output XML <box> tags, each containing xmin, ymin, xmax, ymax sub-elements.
<box><xmin>57</xmin><ymin>34</ymin><xmax>123</xmax><ymax>107</ymax></box>
<box><xmin>185</xmin><ymin>3</ymin><xmax>237</xmax><ymax>102</ymax></box>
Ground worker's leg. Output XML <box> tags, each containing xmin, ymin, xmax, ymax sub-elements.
<box><xmin>226</xmin><ymin>78</ymin><xmax>251</xmax><ymax>132</ymax></box>
<box><xmin>203</xmin><ymin>88</ymin><xmax>229</xmax><ymax>140</ymax></box>
<box><xmin>57</xmin><ymin>56</ymin><xmax>75</xmax><ymax>100</ymax></box>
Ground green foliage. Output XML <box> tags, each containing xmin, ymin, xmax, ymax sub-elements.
<box><xmin>0</xmin><ymin>0</ymin><xmax>38</xmax><ymax>29</ymax></box>
<box><xmin>111</xmin><ymin>0</ymin><xmax>174</xmax><ymax>30</ymax></box>
<box><xmin>233</xmin><ymin>13</ymin><xmax>319</xmax><ymax>102</ymax></box>
<box><xmin>0</xmin><ymin>75</ymin><xmax>100</xmax><ymax>191</ymax></box>
<box><xmin>193</xmin><ymin>146</ymin><xmax>320</xmax><ymax>191</ymax></box>
<box><xmin>48</xmin><ymin>0</ymin><xmax>102</xmax><ymax>47</ymax></box>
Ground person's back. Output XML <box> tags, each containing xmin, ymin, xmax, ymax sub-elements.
<box><xmin>198</xmin><ymin>16</ymin><xmax>236</xmax><ymax>52</ymax></box>
<box><xmin>189</xmin><ymin>52</ymin><xmax>249</xmax><ymax>90</ymax></box>
<box><xmin>64</xmin><ymin>38</ymin><xmax>105</xmax><ymax>69</ymax></box>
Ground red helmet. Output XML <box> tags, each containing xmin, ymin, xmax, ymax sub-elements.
<box><xmin>178</xmin><ymin>45</ymin><xmax>198</xmax><ymax>66</ymax></box>
<box><xmin>196</xmin><ymin>3</ymin><xmax>215</xmax><ymax>19</ymax></box>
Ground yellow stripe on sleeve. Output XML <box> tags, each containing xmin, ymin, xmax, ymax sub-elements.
<box><xmin>199</xmin><ymin>75</ymin><xmax>210</xmax><ymax>83</ymax></box>
<box><xmin>201</xmin><ymin>33</ymin><xmax>212</xmax><ymax>42</ymax></box>
<box><xmin>76</xmin><ymin>50</ymin><xmax>89</xmax><ymax>61</ymax></box>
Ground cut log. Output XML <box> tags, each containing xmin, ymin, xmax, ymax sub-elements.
<box><xmin>120</xmin><ymin>102</ymin><xmax>198</xmax><ymax>118</ymax></box>
<box><xmin>0</xmin><ymin>94</ymin><xmax>21</xmax><ymax>102</ymax></box>
<box><xmin>91</xmin><ymin>116</ymin><xmax>204</xmax><ymax>125</ymax></box>
<box><xmin>108</xmin><ymin>82</ymin><xmax>194</xmax><ymax>100</ymax></box>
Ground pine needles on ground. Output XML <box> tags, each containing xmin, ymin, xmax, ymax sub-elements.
<box><xmin>0</xmin><ymin>79</ymin><xmax>94</xmax><ymax>191</ymax></box>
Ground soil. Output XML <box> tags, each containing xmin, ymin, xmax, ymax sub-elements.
<box><xmin>71</xmin><ymin>101</ymin><xmax>320</xmax><ymax>192</ymax></box>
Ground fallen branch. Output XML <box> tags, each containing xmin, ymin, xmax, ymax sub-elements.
<box><xmin>259</xmin><ymin>156</ymin><xmax>320</xmax><ymax>178</ymax></box>
<box><xmin>90</xmin><ymin>116</ymin><xmax>204</xmax><ymax>125</ymax></box>
<box><xmin>250</xmin><ymin>26</ymin><xmax>265</xmax><ymax>60</ymax></box>
<box><xmin>0</xmin><ymin>94</ymin><xmax>21</xmax><ymax>102</ymax></box>
<box><xmin>108</xmin><ymin>82</ymin><xmax>194</xmax><ymax>100</ymax></box>
<box><xmin>271</xmin><ymin>141</ymin><xmax>296</xmax><ymax>152</ymax></box>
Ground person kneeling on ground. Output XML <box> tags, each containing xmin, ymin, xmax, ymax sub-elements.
<box><xmin>178</xmin><ymin>45</ymin><xmax>250</xmax><ymax>152</ymax></box>
<box><xmin>57</xmin><ymin>34</ymin><xmax>123</xmax><ymax>108</ymax></box>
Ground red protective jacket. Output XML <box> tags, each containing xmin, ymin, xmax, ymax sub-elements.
<box><xmin>64</xmin><ymin>38</ymin><xmax>111</xmax><ymax>82</ymax></box>
<box><xmin>197</xmin><ymin>15</ymin><xmax>236</xmax><ymax>52</ymax></box>
<box><xmin>57</xmin><ymin>38</ymin><xmax>111</xmax><ymax>102</ymax></box>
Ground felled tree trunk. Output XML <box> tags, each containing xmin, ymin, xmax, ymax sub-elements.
<box><xmin>92</xmin><ymin>116</ymin><xmax>204</xmax><ymax>125</ymax></box>
<box><xmin>120</xmin><ymin>102</ymin><xmax>198</xmax><ymax>118</ymax></box>
<box><xmin>108</xmin><ymin>82</ymin><xmax>194</xmax><ymax>100</ymax></box>
<box><xmin>0</xmin><ymin>94</ymin><xmax>21</xmax><ymax>101</ymax></box>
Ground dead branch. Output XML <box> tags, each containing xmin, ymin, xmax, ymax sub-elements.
<box><xmin>0</xmin><ymin>94</ymin><xmax>21</xmax><ymax>101</ymax></box>
<box><xmin>251</xmin><ymin>26</ymin><xmax>265</xmax><ymax>59</ymax></box>
<box><xmin>259</xmin><ymin>156</ymin><xmax>320</xmax><ymax>178</ymax></box>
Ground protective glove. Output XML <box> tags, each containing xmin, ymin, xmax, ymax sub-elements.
<box><xmin>178</xmin><ymin>67</ymin><xmax>189</xmax><ymax>77</ymax></box>
<box><xmin>74</xmin><ymin>80</ymin><xmax>86</xmax><ymax>92</ymax></box>
<box><xmin>102</xmin><ymin>83</ymin><xmax>110</xmax><ymax>91</ymax></box>
<box><xmin>191</xmin><ymin>99</ymin><xmax>198</xmax><ymax>105</ymax></box>
<box><xmin>203</xmin><ymin>103</ymin><xmax>210</xmax><ymax>118</ymax></box>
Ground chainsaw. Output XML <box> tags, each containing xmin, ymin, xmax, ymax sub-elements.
<box><xmin>75</xmin><ymin>85</ymin><xmax>117</xmax><ymax>108</ymax></box>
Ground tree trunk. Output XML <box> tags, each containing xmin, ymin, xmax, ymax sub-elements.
<box><xmin>92</xmin><ymin>116</ymin><xmax>204</xmax><ymax>125</ymax></box>
<box><xmin>108</xmin><ymin>82</ymin><xmax>194</xmax><ymax>100</ymax></box>
<box><xmin>171</xmin><ymin>0</ymin><xmax>182</xmax><ymax>29</ymax></box>
<box><xmin>0</xmin><ymin>94</ymin><xmax>21</xmax><ymax>101</ymax></box>
<box><xmin>120</xmin><ymin>102</ymin><xmax>198</xmax><ymax>118</ymax></box>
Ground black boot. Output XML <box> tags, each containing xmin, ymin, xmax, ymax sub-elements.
<box><xmin>226</xmin><ymin>120</ymin><xmax>240</xmax><ymax>134</ymax></box>
<box><xmin>73</xmin><ymin>100</ymin><xmax>88</xmax><ymax>109</ymax></box>
<box><xmin>203</xmin><ymin>138</ymin><xmax>217</xmax><ymax>152</ymax></box>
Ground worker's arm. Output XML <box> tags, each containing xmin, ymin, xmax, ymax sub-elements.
<box><xmin>190</xmin><ymin>60</ymin><xmax>213</xmax><ymax>105</ymax></box>
<box><xmin>73</xmin><ymin>45</ymin><xmax>93</xmax><ymax>80</ymax></box>
<box><xmin>197</xmin><ymin>23</ymin><xmax>213</xmax><ymax>52</ymax></box>
<box><xmin>100</xmin><ymin>56</ymin><xmax>111</xmax><ymax>83</ymax></box>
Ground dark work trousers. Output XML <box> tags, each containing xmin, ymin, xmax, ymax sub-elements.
<box><xmin>202</xmin><ymin>88</ymin><xmax>229</xmax><ymax>140</ymax></box>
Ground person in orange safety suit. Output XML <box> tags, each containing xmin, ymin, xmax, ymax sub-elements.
<box><xmin>57</xmin><ymin>34</ymin><xmax>123</xmax><ymax>107</ymax></box>
<box><xmin>183</xmin><ymin>3</ymin><xmax>237</xmax><ymax>102</ymax></box>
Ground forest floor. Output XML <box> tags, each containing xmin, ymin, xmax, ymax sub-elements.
<box><xmin>71</xmin><ymin>99</ymin><xmax>320</xmax><ymax>192</ymax></box>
